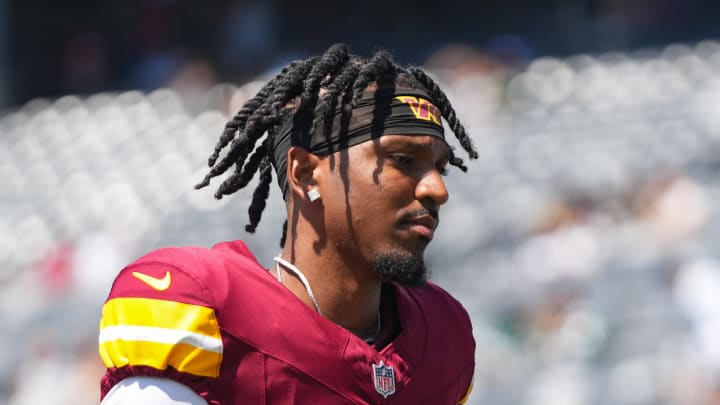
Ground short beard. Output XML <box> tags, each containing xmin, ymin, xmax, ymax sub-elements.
<box><xmin>373</xmin><ymin>251</ymin><xmax>429</xmax><ymax>286</ymax></box>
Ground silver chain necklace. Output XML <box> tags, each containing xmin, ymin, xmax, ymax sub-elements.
<box><xmin>273</xmin><ymin>255</ymin><xmax>323</xmax><ymax>315</ymax></box>
<box><xmin>272</xmin><ymin>255</ymin><xmax>382</xmax><ymax>342</ymax></box>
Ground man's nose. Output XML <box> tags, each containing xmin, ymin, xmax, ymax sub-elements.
<box><xmin>416</xmin><ymin>169</ymin><xmax>449</xmax><ymax>206</ymax></box>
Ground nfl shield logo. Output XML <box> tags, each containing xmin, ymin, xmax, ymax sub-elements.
<box><xmin>372</xmin><ymin>361</ymin><xmax>396</xmax><ymax>398</ymax></box>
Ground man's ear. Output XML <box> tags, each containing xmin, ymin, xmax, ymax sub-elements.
<box><xmin>286</xmin><ymin>146</ymin><xmax>321</xmax><ymax>200</ymax></box>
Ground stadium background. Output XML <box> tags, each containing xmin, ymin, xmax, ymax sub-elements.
<box><xmin>2</xmin><ymin>0</ymin><xmax>720</xmax><ymax>403</ymax></box>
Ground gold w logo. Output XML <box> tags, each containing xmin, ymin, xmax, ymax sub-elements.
<box><xmin>395</xmin><ymin>96</ymin><xmax>441</xmax><ymax>126</ymax></box>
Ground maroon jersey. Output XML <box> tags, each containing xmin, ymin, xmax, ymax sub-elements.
<box><xmin>99</xmin><ymin>241</ymin><xmax>475</xmax><ymax>404</ymax></box>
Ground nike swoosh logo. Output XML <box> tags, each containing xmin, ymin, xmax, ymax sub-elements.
<box><xmin>132</xmin><ymin>270</ymin><xmax>172</xmax><ymax>291</ymax></box>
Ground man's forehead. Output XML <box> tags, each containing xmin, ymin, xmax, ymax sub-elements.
<box><xmin>375</xmin><ymin>134</ymin><xmax>451</xmax><ymax>158</ymax></box>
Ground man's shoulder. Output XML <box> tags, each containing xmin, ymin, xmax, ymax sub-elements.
<box><xmin>393</xmin><ymin>281</ymin><xmax>475</xmax><ymax>394</ymax></box>
<box><xmin>396</xmin><ymin>281</ymin><xmax>474</xmax><ymax>348</ymax></box>
<box><xmin>401</xmin><ymin>281</ymin><xmax>471</xmax><ymax>320</ymax></box>
<box><xmin>133</xmin><ymin>240</ymin><xmax>261</xmax><ymax>272</ymax></box>
<box><xmin>99</xmin><ymin>240</ymin><xmax>271</xmax><ymax>397</ymax></box>
<box><xmin>105</xmin><ymin>240</ymin><xmax>267</xmax><ymax>306</ymax></box>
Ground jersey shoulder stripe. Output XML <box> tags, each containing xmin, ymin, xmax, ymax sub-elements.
<box><xmin>99</xmin><ymin>297</ymin><xmax>222</xmax><ymax>378</ymax></box>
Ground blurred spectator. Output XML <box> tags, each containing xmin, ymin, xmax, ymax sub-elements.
<box><xmin>513</xmin><ymin>196</ymin><xmax>601</xmax><ymax>284</ymax></box>
<box><xmin>61</xmin><ymin>31</ymin><xmax>109</xmax><ymax>95</ymax></box>
<box><xmin>218</xmin><ymin>1</ymin><xmax>278</xmax><ymax>79</ymax></box>
<box><xmin>35</xmin><ymin>241</ymin><xmax>74</xmax><ymax>298</ymax></box>
<box><xmin>485</xmin><ymin>34</ymin><xmax>535</xmax><ymax>69</ymax></box>
<box><xmin>424</xmin><ymin>43</ymin><xmax>510</xmax><ymax>143</ymax></box>
<box><xmin>631</xmin><ymin>170</ymin><xmax>710</xmax><ymax>246</ymax></box>
<box><xmin>125</xmin><ymin>0</ymin><xmax>187</xmax><ymax>91</ymax></box>
<box><xmin>168</xmin><ymin>59</ymin><xmax>218</xmax><ymax>92</ymax></box>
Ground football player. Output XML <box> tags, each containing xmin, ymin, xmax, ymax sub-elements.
<box><xmin>99</xmin><ymin>43</ymin><xmax>477</xmax><ymax>404</ymax></box>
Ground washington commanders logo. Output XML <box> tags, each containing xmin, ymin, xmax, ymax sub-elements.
<box><xmin>372</xmin><ymin>361</ymin><xmax>396</xmax><ymax>398</ymax></box>
<box><xmin>395</xmin><ymin>96</ymin><xmax>442</xmax><ymax>126</ymax></box>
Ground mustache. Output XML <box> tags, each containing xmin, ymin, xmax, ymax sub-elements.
<box><xmin>399</xmin><ymin>207</ymin><xmax>439</xmax><ymax>223</ymax></box>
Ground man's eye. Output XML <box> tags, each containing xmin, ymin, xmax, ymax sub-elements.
<box><xmin>389</xmin><ymin>154</ymin><xmax>413</xmax><ymax>165</ymax></box>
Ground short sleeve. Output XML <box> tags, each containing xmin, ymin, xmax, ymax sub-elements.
<box><xmin>98</xmin><ymin>263</ymin><xmax>223</xmax><ymax>379</ymax></box>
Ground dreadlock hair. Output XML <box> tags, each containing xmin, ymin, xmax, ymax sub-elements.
<box><xmin>195</xmin><ymin>43</ymin><xmax>478</xmax><ymax>246</ymax></box>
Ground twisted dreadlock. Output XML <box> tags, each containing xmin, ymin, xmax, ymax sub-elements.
<box><xmin>195</xmin><ymin>43</ymin><xmax>478</xmax><ymax>244</ymax></box>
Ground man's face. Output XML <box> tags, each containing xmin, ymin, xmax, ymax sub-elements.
<box><xmin>316</xmin><ymin>134</ymin><xmax>450</xmax><ymax>285</ymax></box>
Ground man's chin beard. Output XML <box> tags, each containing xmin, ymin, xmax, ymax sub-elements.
<box><xmin>373</xmin><ymin>251</ymin><xmax>429</xmax><ymax>286</ymax></box>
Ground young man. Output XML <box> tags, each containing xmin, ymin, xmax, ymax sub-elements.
<box><xmin>98</xmin><ymin>43</ymin><xmax>477</xmax><ymax>404</ymax></box>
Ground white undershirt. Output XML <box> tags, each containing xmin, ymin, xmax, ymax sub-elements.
<box><xmin>100</xmin><ymin>377</ymin><xmax>207</xmax><ymax>405</ymax></box>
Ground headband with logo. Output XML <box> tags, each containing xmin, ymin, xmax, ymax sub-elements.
<box><xmin>271</xmin><ymin>88</ymin><xmax>447</xmax><ymax>196</ymax></box>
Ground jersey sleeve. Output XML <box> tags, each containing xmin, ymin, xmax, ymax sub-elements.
<box><xmin>99</xmin><ymin>260</ymin><xmax>223</xmax><ymax>399</ymax></box>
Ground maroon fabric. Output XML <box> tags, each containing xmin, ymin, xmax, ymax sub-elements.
<box><xmin>100</xmin><ymin>240</ymin><xmax>475</xmax><ymax>404</ymax></box>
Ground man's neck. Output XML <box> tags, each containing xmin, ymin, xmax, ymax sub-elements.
<box><xmin>277</xmin><ymin>242</ymin><xmax>382</xmax><ymax>331</ymax></box>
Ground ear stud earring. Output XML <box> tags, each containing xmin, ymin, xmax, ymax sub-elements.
<box><xmin>307</xmin><ymin>188</ymin><xmax>321</xmax><ymax>202</ymax></box>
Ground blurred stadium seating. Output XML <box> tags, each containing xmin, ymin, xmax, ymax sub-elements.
<box><xmin>3</xmin><ymin>40</ymin><xmax>720</xmax><ymax>404</ymax></box>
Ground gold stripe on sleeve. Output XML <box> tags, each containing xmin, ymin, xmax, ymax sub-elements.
<box><xmin>98</xmin><ymin>297</ymin><xmax>223</xmax><ymax>377</ymax></box>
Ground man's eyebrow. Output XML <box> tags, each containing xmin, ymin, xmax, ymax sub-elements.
<box><xmin>382</xmin><ymin>138</ymin><xmax>451</xmax><ymax>161</ymax></box>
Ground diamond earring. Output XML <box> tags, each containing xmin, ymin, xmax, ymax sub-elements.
<box><xmin>307</xmin><ymin>188</ymin><xmax>321</xmax><ymax>202</ymax></box>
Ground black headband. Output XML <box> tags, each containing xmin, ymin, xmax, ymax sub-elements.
<box><xmin>271</xmin><ymin>88</ymin><xmax>447</xmax><ymax>196</ymax></box>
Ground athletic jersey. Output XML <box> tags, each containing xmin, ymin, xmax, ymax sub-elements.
<box><xmin>99</xmin><ymin>240</ymin><xmax>475</xmax><ymax>404</ymax></box>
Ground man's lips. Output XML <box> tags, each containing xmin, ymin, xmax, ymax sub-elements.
<box><xmin>401</xmin><ymin>212</ymin><xmax>439</xmax><ymax>240</ymax></box>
